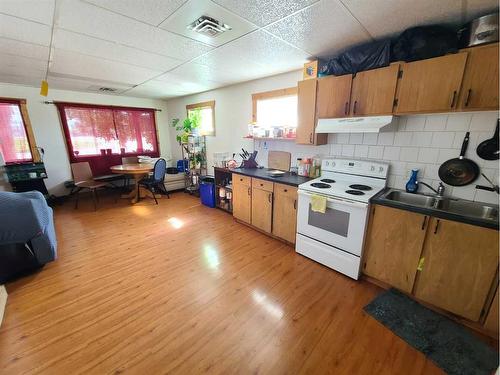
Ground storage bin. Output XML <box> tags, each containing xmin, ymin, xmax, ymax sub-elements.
<box><xmin>200</xmin><ymin>176</ymin><xmax>215</xmax><ymax>208</ymax></box>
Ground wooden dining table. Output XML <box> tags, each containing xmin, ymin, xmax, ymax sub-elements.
<box><xmin>110</xmin><ymin>163</ymin><xmax>159</xmax><ymax>204</ymax></box>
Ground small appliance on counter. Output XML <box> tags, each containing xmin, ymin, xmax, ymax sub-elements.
<box><xmin>295</xmin><ymin>158</ymin><xmax>389</xmax><ymax>280</ymax></box>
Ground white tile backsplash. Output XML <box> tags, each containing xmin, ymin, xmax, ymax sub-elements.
<box><xmin>257</xmin><ymin>111</ymin><xmax>499</xmax><ymax>204</ymax></box>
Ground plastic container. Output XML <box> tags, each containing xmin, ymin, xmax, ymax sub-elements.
<box><xmin>200</xmin><ymin>176</ymin><xmax>216</xmax><ymax>208</ymax></box>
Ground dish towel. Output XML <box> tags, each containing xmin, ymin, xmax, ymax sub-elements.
<box><xmin>310</xmin><ymin>194</ymin><xmax>327</xmax><ymax>213</ymax></box>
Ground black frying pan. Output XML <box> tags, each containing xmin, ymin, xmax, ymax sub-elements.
<box><xmin>438</xmin><ymin>132</ymin><xmax>480</xmax><ymax>186</ymax></box>
<box><xmin>476</xmin><ymin>119</ymin><xmax>499</xmax><ymax>160</ymax></box>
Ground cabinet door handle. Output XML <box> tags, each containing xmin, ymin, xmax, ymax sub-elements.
<box><xmin>421</xmin><ymin>216</ymin><xmax>427</xmax><ymax>230</ymax></box>
<box><xmin>464</xmin><ymin>89</ymin><xmax>472</xmax><ymax>107</ymax></box>
<box><xmin>344</xmin><ymin>102</ymin><xmax>349</xmax><ymax>115</ymax></box>
<box><xmin>293</xmin><ymin>199</ymin><xmax>297</xmax><ymax>210</ymax></box>
<box><xmin>353</xmin><ymin>100</ymin><xmax>358</xmax><ymax>114</ymax></box>
<box><xmin>260</xmin><ymin>183</ymin><xmax>263</xmax><ymax>187</ymax></box>
<box><xmin>309</xmin><ymin>133</ymin><xmax>313</xmax><ymax>144</ymax></box>
<box><xmin>433</xmin><ymin>219</ymin><xmax>440</xmax><ymax>234</ymax></box>
<box><xmin>284</xmin><ymin>189</ymin><xmax>288</xmax><ymax>192</ymax></box>
<box><xmin>450</xmin><ymin>90</ymin><xmax>457</xmax><ymax>108</ymax></box>
<box><xmin>248</xmin><ymin>187</ymin><xmax>251</xmax><ymax>196</ymax></box>
<box><xmin>268</xmin><ymin>193</ymin><xmax>272</xmax><ymax>203</ymax></box>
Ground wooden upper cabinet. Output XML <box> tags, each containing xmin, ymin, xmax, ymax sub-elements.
<box><xmin>413</xmin><ymin>218</ymin><xmax>499</xmax><ymax>321</ymax></box>
<box><xmin>350</xmin><ymin>64</ymin><xmax>400</xmax><ymax>116</ymax></box>
<box><xmin>362</xmin><ymin>205</ymin><xmax>428</xmax><ymax>293</ymax></box>
<box><xmin>395</xmin><ymin>52</ymin><xmax>468</xmax><ymax>114</ymax></box>
<box><xmin>251</xmin><ymin>179</ymin><xmax>273</xmax><ymax>233</ymax></box>
<box><xmin>232</xmin><ymin>175</ymin><xmax>251</xmax><ymax>224</ymax></box>
<box><xmin>458</xmin><ymin>43</ymin><xmax>499</xmax><ymax>111</ymax></box>
<box><xmin>296</xmin><ymin>79</ymin><xmax>327</xmax><ymax>145</ymax></box>
<box><xmin>316</xmin><ymin>74</ymin><xmax>352</xmax><ymax>118</ymax></box>
<box><xmin>272</xmin><ymin>183</ymin><xmax>298</xmax><ymax>244</ymax></box>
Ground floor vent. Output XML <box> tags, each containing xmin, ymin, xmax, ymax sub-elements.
<box><xmin>187</xmin><ymin>15</ymin><xmax>231</xmax><ymax>37</ymax></box>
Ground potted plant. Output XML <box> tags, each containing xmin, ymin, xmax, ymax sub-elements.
<box><xmin>171</xmin><ymin>109</ymin><xmax>201</xmax><ymax>144</ymax></box>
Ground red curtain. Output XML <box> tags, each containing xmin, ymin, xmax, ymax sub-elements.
<box><xmin>0</xmin><ymin>101</ymin><xmax>33</xmax><ymax>163</ymax></box>
<box><xmin>57</xmin><ymin>103</ymin><xmax>159</xmax><ymax>176</ymax></box>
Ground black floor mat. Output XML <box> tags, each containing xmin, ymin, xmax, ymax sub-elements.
<box><xmin>364</xmin><ymin>289</ymin><xmax>498</xmax><ymax>375</ymax></box>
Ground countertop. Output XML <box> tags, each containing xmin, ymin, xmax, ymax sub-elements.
<box><xmin>229</xmin><ymin>168</ymin><xmax>312</xmax><ymax>187</ymax></box>
<box><xmin>371</xmin><ymin>188</ymin><xmax>499</xmax><ymax>230</ymax></box>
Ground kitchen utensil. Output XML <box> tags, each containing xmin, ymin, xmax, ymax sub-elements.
<box><xmin>476</xmin><ymin>119</ymin><xmax>499</xmax><ymax>160</ymax></box>
<box><xmin>268</xmin><ymin>151</ymin><xmax>291</xmax><ymax>171</ymax></box>
<box><xmin>459</xmin><ymin>12</ymin><xmax>499</xmax><ymax>48</ymax></box>
<box><xmin>438</xmin><ymin>132</ymin><xmax>480</xmax><ymax>186</ymax></box>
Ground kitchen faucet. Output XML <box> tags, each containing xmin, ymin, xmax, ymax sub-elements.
<box><xmin>417</xmin><ymin>181</ymin><xmax>445</xmax><ymax>197</ymax></box>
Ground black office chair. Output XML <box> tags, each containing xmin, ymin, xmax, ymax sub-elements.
<box><xmin>137</xmin><ymin>158</ymin><xmax>169</xmax><ymax>204</ymax></box>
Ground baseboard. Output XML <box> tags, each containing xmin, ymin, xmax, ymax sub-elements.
<box><xmin>0</xmin><ymin>285</ymin><xmax>7</xmax><ymax>327</ymax></box>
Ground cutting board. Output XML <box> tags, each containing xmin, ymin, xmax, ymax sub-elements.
<box><xmin>268</xmin><ymin>151</ymin><xmax>291</xmax><ymax>171</ymax></box>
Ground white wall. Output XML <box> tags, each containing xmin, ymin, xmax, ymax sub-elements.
<box><xmin>167</xmin><ymin>71</ymin><xmax>499</xmax><ymax>205</ymax></box>
<box><xmin>165</xmin><ymin>70</ymin><xmax>302</xmax><ymax>170</ymax></box>
<box><xmin>0</xmin><ymin>83</ymin><xmax>172</xmax><ymax>195</ymax></box>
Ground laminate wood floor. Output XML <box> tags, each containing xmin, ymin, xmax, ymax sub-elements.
<box><xmin>0</xmin><ymin>192</ymin><xmax>447</xmax><ymax>374</ymax></box>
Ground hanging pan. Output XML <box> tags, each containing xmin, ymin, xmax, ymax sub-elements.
<box><xmin>438</xmin><ymin>132</ymin><xmax>480</xmax><ymax>186</ymax></box>
<box><xmin>476</xmin><ymin>119</ymin><xmax>499</xmax><ymax>160</ymax></box>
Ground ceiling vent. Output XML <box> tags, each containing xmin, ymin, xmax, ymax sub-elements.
<box><xmin>98</xmin><ymin>87</ymin><xmax>118</xmax><ymax>92</ymax></box>
<box><xmin>187</xmin><ymin>15</ymin><xmax>231</xmax><ymax>37</ymax></box>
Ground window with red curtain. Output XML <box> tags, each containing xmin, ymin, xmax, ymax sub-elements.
<box><xmin>57</xmin><ymin>103</ymin><xmax>159</xmax><ymax>160</ymax></box>
<box><xmin>0</xmin><ymin>100</ymin><xmax>33</xmax><ymax>163</ymax></box>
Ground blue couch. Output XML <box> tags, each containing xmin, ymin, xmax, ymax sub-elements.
<box><xmin>0</xmin><ymin>191</ymin><xmax>57</xmax><ymax>282</ymax></box>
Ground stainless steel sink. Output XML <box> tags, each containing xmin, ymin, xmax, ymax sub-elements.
<box><xmin>436</xmin><ymin>199</ymin><xmax>499</xmax><ymax>221</ymax></box>
<box><xmin>382</xmin><ymin>189</ymin><xmax>499</xmax><ymax>222</ymax></box>
<box><xmin>384</xmin><ymin>190</ymin><xmax>438</xmax><ymax>208</ymax></box>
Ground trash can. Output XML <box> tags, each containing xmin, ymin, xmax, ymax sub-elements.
<box><xmin>200</xmin><ymin>176</ymin><xmax>216</xmax><ymax>208</ymax></box>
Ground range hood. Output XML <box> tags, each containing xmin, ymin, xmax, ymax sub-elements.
<box><xmin>316</xmin><ymin>115</ymin><xmax>396</xmax><ymax>133</ymax></box>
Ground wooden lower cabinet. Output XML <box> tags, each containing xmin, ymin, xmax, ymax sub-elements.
<box><xmin>251</xmin><ymin>186</ymin><xmax>273</xmax><ymax>233</ymax></box>
<box><xmin>232</xmin><ymin>175</ymin><xmax>251</xmax><ymax>224</ymax></box>
<box><xmin>363</xmin><ymin>205</ymin><xmax>428</xmax><ymax>293</ymax></box>
<box><xmin>413</xmin><ymin>217</ymin><xmax>499</xmax><ymax>322</ymax></box>
<box><xmin>483</xmin><ymin>286</ymin><xmax>499</xmax><ymax>334</ymax></box>
<box><xmin>272</xmin><ymin>183</ymin><xmax>298</xmax><ymax>243</ymax></box>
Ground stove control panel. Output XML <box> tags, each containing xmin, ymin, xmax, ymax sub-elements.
<box><xmin>322</xmin><ymin>158</ymin><xmax>389</xmax><ymax>179</ymax></box>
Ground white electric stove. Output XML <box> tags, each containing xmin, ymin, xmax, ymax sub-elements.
<box><xmin>296</xmin><ymin>158</ymin><xmax>389</xmax><ymax>280</ymax></box>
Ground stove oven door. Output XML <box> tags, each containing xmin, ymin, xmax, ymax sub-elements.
<box><xmin>296</xmin><ymin>190</ymin><xmax>369</xmax><ymax>256</ymax></box>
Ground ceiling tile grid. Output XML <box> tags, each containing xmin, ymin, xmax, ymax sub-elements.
<box><xmin>0</xmin><ymin>0</ymin><xmax>497</xmax><ymax>98</ymax></box>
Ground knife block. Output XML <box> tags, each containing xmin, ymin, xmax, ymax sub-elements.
<box><xmin>240</xmin><ymin>159</ymin><xmax>259</xmax><ymax>169</ymax></box>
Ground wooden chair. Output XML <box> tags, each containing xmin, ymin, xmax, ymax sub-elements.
<box><xmin>71</xmin><ymin>162</ymin><xmax>107</xmax><ymax>210</ymax></box>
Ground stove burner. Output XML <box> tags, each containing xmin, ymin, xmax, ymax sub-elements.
<box><xmin>345</xmin><ymin>190</ymin><xmax>365</xmax><ymax>196</ymax></box>
<box><xmin>311</xmin><ymin>182</ymin><xmax>331</xmax><ymax>189</ymax></box>
<box><xmin>349</xmin><ymin>184</ymin><xmax>372</xmax><ymax>191</ymax></box>
<box><xmin>320</xmin><ymin>178</ymin><xmax>336</xmax><ymax>183</ymax></box>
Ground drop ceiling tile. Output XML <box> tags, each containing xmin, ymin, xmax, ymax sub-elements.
<box><xmin>0</xmin><ymin>73</ymin><xmax>43</xmax><ymax>87</ymax></box>
<box><xmin>49</xmin><ymin>49</ymin><xmax>163</xmax><ymax>85</ymax></box>
<box><xmin>342</xmin><ymin>0</ymin><xmax>466</xmax><ymax>39</ymax></box>
<box><xmin>265</xmin><ymin>0</ymin><xmax>371</xmax><ymax>57</ymax></box>
<box><xmin>83</xmin><ymin>0</ymin><xmax>186</xmax><ymax>26</ymax></box>
<box><xmin>212</xmin><ymin>0</ymin><xmax>319</xmax><ymax>27</ymax></box>
<box><xmin>0</xmin><ymin>0</ymin><xmax>55</xmax><ymax>25</ymax></box>
<box><xmin>0</xmin><ymin>52</ymin><xmax>47</xmax><ymax>72</ymax></box>
<box><xmin>53</xmin><ymin>29</ymin><xmax>182</xmax><ymax>71</ymax></box>
<box><xmin>194</xmin><ymin>30</ymin><xmax>311</xmax><ymax>75</ymax></box>
<box><xmin>0</xmin><ymin>37</ymin><xmax>50</xmax><ymax>60</ymax></box>
<box><xmin>158</xmin><ymin>0</ymin><xmax>257</xmax><ymax>47</ymax></box>
<box><xmin>47</xmin><ymin>75</ymin><xmax>133</xmax><ymax>94</ymax></box>
<box><xmin>0</xmin><ymin>13</ymin><xmax>52</xmax><ymax>46</ymax></box>
<box><xmin>57</xmin><ymin>0</ymin><xmax>213</xmax><ymax>60</ymax></box>
<box><xmin>125</xmin><ymin>80</ymin><xmax>192</xmax><ymax>99</ymax></box>
<box><xmin>154</xmin><ymin>72</ymin><xmax>223</xmax><ymax>93</ymax></box>
<box><xmin>167</xmin><ymin>62</ymin><xmax>236</xmax><ymax>84</ymax></box>
<box><xmin>465</xmin><ymin>0</ymin><xmax>498</xmax><ymax>22</ymax></box>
